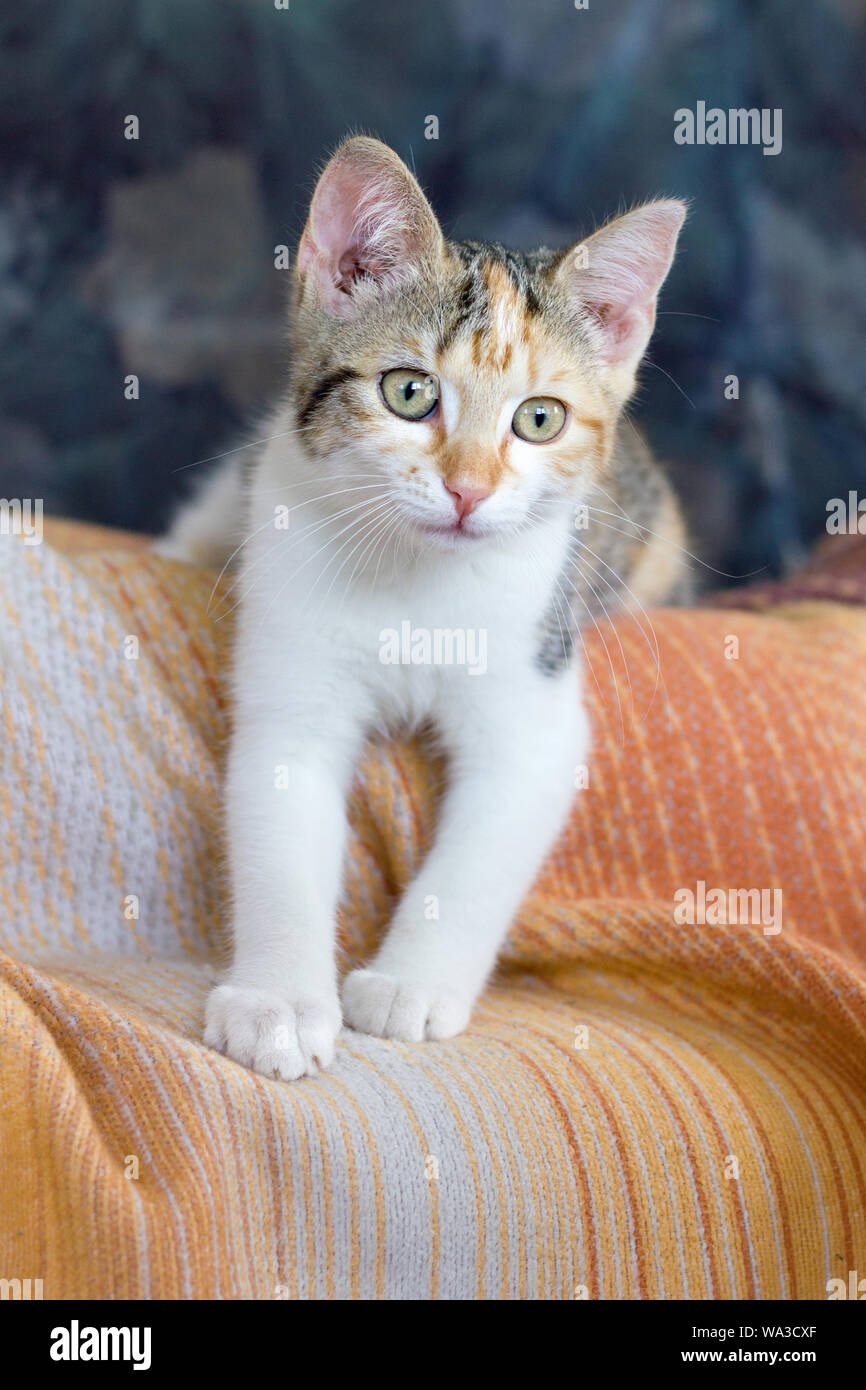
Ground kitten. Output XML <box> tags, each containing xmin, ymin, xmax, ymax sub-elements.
<box><xmin>163</xmin><ymin>136</ymin><xmax>690</xmax><ymax>1079</ymax></box>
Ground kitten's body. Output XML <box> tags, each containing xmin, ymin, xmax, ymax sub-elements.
<box><xmin>163</xmin><ymin>138</ymin><xmax>691</xmax><ymax>1079</ymax></box>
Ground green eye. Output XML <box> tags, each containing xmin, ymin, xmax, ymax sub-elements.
<box><xmin>380</xmin><ymin>368</ymin><xmax>439</xmax><ymax>420</ymax></box>
<box><xmin>512</xmin><ymin>397</ymin><xmax>566</xmax><ymax>443</ymax></box>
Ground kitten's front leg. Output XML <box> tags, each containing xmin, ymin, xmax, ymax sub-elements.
<box><xmin>343</xmin><ymin>672</ymin><xmax>587</xmax><ymax>1042</ymax></box>
<box><xmin>205</xmin><ymin>709</ymin><xmax>359</xmax><ymax>1079</ymax></box>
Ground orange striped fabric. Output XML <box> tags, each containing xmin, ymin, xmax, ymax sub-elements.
<box><xmin>1</xmin><ymin>528</ymin><xmax>865</xmax><ymax>1299</ymax></box>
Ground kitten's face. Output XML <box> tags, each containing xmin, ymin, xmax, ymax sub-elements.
<box><xmin>292</xmin><ymin>138</ymin><xmax>684</xmax><ymax>550</ymax></box>
<box><xmin>296</xmin><ymin>246</ymin><xmax>611</xmax><ymax>548</ymax></box>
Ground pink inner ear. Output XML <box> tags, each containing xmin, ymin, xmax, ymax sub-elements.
<box><xmin>596</xmin><ymin>302</ymin><xmax>655</xmax><ymax>364</ymax></box>
<box><xmin>582</xmin><ymin>277</ymin><xmax>657</xmax><ymax>368</ymax></box>
<box><xmin>577</xmin><ymin>203</ymin><xmax>685</xmax><ymax>366</ymax></box>
<box><xmin>313</xmin><ymin>167</ymin><xmax>380</xmax><ymax>288</ymax></box>
<box><xmin>297</xmin><ymin>166</ymin><xmax>370</xmax><ymax>305</ymax></box>
<box><xmin>298</xmin><ymin>159</ymin><xmax>408</xmax><ymax>312</ymax></box>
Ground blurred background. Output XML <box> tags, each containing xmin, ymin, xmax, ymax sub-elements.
<box><xmin>0</xmin><ymin>0</ymin><xmax>864</xmax><ymax>583</ymax></box>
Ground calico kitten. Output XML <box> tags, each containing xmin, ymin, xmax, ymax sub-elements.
<box><xmin>163</xmin><ymin>136</ymin><xmax>690</xmax><ymax>1079</ymax></box>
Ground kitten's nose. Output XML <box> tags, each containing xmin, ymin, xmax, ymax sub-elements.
<box><xmin>444</xmin><ymin>480</ymin><xmax>492</xmax><ymax>521</ymax></box>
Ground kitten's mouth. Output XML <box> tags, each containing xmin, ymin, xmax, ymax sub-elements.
<box><xmin>418</xmin><ymin>517</ymin><xmax>481</xmax><ymax>541</ymax></box>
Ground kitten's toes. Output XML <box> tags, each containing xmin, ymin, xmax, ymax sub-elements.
<box><xmin>342</xmin><ymin>968</ymin><xmax>470</xmax><ymax>1043</ymax></box>
<box><xmin>204</xmin><ymin>983</ymin><xmax>340</xmax><ymax>1080</ymax></box>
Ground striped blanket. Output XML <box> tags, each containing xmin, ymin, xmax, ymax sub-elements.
<box><xmin>1</xmin><ymin>525</ymin><xmax>865</xmax><ymax>1299</ymax></box>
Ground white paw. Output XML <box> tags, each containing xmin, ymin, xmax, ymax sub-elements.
<box><xmin>204</xmin><ymin>983</ymin><xmax>340</xmax><ymax>1080</ymax></box>
<box><xmin>342</xmin><ymin>968</ymin><xmax>471</xmax><ymax>1043</ymax></box>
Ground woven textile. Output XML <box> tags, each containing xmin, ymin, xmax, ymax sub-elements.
<box><xmin>1</xmin><ymin>529</ymin><xmax>865</xmax><ymax>1299</ymax></box>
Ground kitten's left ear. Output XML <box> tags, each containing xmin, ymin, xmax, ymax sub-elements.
<box><xmin>296</xmin><ymin>136</ymin><xmax>444</xmax><ymax>315</ymax></box>
<box><xmin>556</xmin><ymin>200</ymin><xmax>686</xmax><ymax>394</ymax></box>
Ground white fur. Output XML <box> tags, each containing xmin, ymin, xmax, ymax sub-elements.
<box><xmin>183</xmin><ymin>409</ymin><xmax>589</xmax><ymax>1079</ymax></box>
<box><xmin>154</xmin><ymin>459</ymin><xmax>246</xmax><ymax>569</ymax></box>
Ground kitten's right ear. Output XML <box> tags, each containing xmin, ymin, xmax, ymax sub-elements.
<box><xmin>296</xmin><ymin>137</ymin><xmax>443</xmax><ymax>315</ymax></box>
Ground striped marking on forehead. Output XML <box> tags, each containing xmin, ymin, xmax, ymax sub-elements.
<box><xmin>480</xmin><ymin>261</ymin><xmax>529</xmax><ymax>370</ymax></box>
<box><xmin>438</xmin><ymin>243</ymin><xmax>542</xmax><ymax>355</ymax></box>
<box><xmin>438</xmin><ymin>255</ymin><xmax>541</xmax><ymax>385</ymax></box>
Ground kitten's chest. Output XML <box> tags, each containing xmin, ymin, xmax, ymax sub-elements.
<box><xmin>341</xmin><ymin>564</ymin><xmax>542</xmax><ymax>707</ymax></box>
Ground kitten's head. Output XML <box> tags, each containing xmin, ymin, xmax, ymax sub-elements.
<box><xmin>291</xmin><ymin>136</ymin><xmax>685</xmax><ymax>548</ymax></box>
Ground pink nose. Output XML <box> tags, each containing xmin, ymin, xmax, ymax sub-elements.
<box><xmin>444</xmin><ymin>480</ymin><xmax>492</xmax><ymax>522</ymax></box>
